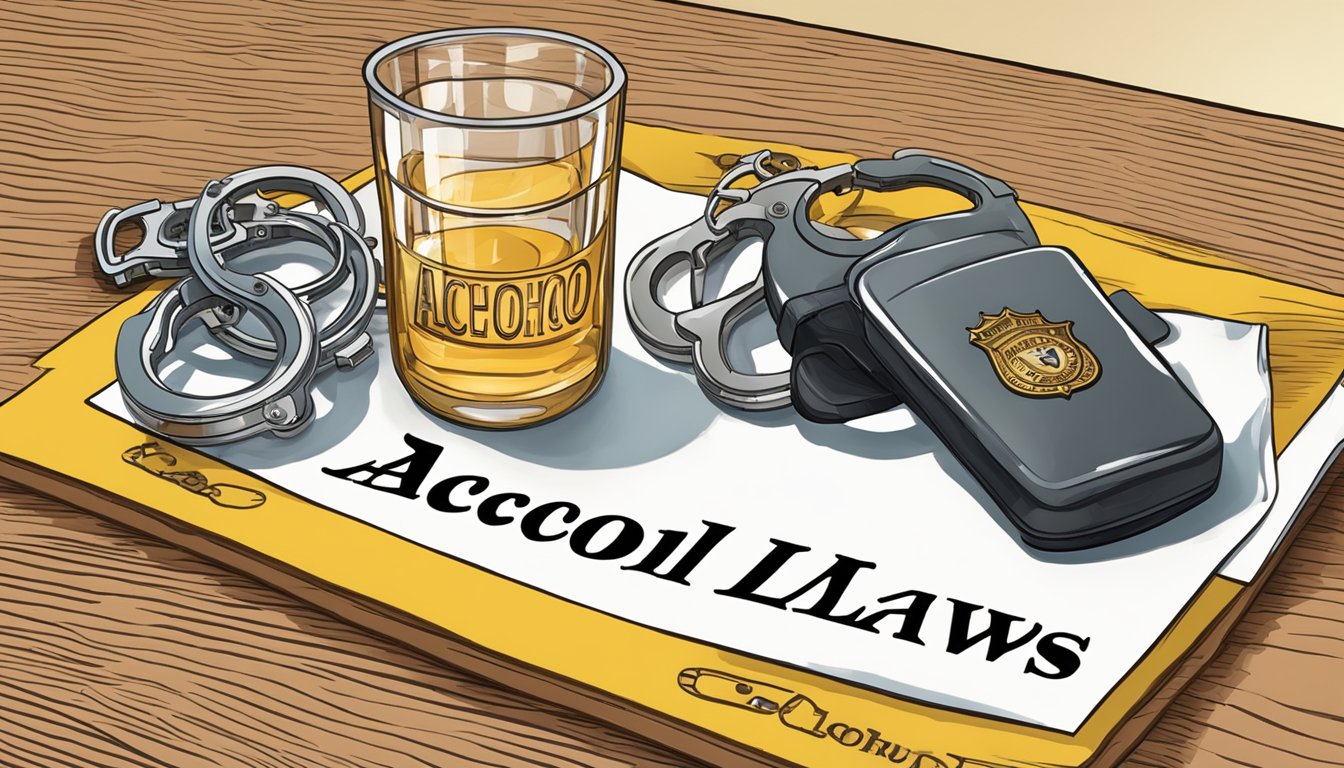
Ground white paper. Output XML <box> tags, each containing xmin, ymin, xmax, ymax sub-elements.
<box><xmin>1219</xmin><ymin>383</ymin><xmax>1344</xmax><ymax>582</ymax></box>
<box><xmin>90</xmin><ymin>173</ymin><xmax>1285</xmax><ymax>732</ymax></box>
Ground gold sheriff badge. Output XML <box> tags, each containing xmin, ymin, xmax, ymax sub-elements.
<box><xmin>968</xmin><ymin>309</ymin><xmax>1100</xmax><ymax>398</ymax></box>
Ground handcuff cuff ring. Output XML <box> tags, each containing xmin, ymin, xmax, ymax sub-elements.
<box><xmin>114</xmin><ymin>166</ymin><xmax>372</xmax><ymax>445</ymax></box>
<box><xmin>100</xmin><ymin>195</ymin><xmax>377</xmax><ymax>366</ymax></box>
<box><xmin>200</xmin><ymin>214</ymin><xmax>379</xmax><ymax>372</ymax></box>
<box><xmin>628</xmin><ymin>149</ymin><xmax>793</xmax><ymax>362</ymax></box>
<box><xmin>626</xmin><ymin>155</ymin><xmax>854</xmax><ymax>410</ymax></box>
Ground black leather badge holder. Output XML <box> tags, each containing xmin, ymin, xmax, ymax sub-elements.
<box><xmin>770</xmin><ymin>154</ymin><xmax>1224</xmax><ymax>550</ymax></box>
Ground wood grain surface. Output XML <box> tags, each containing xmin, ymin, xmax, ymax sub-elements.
<box><xmin>1</xmin><ymin>1</ymin><xmax>1343</xmax><ymax>766</ymax></box>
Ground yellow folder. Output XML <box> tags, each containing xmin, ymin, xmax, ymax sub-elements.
<box><xmin>2</xmin><ymin>123</ymin><xmax>1342</xmax><ymax>768</ymax></box>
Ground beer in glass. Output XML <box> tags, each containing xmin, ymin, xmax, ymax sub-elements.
<box><xmin>364</xmin><ymin>28</ymin><xmax>626</xmax><ymax>428</ymax></box>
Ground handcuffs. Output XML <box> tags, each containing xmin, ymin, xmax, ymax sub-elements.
<box><xmin>626</xmin><ymin>150</ymin><xmax>1224</xmax><ymax>550</ymax></box>
<box><xmin>98</xmin><ymin>166</ymin><xmax>379</xmax><ymax>445</ymax></box>
<box><xmin>627</xmin><ymin>149</ymin><xmax>1046</xmax><ymax>414</ymax></box>
<box><xmin>627</xmin><ymin>149</ymin><xmax>1175</xmax><ymax>416</ymax></box>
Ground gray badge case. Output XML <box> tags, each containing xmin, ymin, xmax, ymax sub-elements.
<box><xmin>848</xmin><ymin>243</ymin><xmax>1223</xmax><ymax>550</ymax></box>
<box><xmin>763</xmin><ymin>153</ymin><xmax>1223</xmax><ymax>550</ymax></box>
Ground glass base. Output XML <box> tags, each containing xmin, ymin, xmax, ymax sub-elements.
<box><xmin>393</xmin><ymin>358</ymin><xmax>606</xmax><ymax>430</ymax></box>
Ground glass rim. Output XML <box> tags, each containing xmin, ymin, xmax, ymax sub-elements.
<box><xmin>363</xmin><ymin>26</ymin><xmax>627</xmax><ymax>129</ymax></box>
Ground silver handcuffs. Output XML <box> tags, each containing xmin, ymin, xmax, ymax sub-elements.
<box><xmin>626</xmin><ymin>149</ymin><xmax>1052</xmax><ymax>414</ymax></box>
<box><xmin>626</xmin><ymin>151</ymin><xmax>856</xmax><ymax>410</ymax></box>
<box><xmin>99</xmin><ymin>166</ymin><xmax>379</xmax><ymax>445</ymax></box>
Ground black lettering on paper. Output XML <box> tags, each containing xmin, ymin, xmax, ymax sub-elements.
<box><xmin>320</xmin><ymin>433</ymin><xmax>443</xmax><ymax>499</ymax></box>
<box><xmin>945</xmin><ymin>599</ymin><xmax>1042</xmax><ymax>662</ymax></box>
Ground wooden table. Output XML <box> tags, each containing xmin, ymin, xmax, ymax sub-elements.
<box><xmin>2</xmin><ymin>1</ymin><xmax>1343</xmax><ymax>765</ymax></box>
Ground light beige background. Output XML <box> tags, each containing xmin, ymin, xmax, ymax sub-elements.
<box><xmin>690</xmin><ymin>0</ymin><xmax>1344</xmax><ymax>128</ymax></box>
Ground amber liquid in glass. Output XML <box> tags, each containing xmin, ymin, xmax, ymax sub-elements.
<box><xmin>384</xmin><ymin>150</ymin><xmax>613</xmax><ymax>428</ymax></box>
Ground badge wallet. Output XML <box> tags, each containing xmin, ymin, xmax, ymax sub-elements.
<box><xmin>845</xmin><ymin>242</ymin><xmax>1224</xmax><ymax>550</ymax></box>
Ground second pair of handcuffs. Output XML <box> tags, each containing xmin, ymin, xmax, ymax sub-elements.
<box><xmin>97</xmin><ymin>166</ymin><xmax>379</xmax><ymax>445</ymax></box>
<box><xmin>626</xmin><ymin>150</ymin><xmax>1223</xmax><ymax>550</ymax></box>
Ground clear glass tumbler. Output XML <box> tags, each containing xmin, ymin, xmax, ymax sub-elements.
<box><xmin>364</xmin><ymin>28</ymin><xmax>626</xmax><ymax>428</ymax></box>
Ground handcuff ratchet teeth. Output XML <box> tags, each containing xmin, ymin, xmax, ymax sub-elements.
<box><xmin>111</xmin><ymin>165</ymin><xmax>377</xmax><ymax>445</ymax></box>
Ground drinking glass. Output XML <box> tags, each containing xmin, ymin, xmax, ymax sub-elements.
<box><xmin>364</xmin><ymin>28</ymin><xmax>626</xmax><ymax>428</ymax></box>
